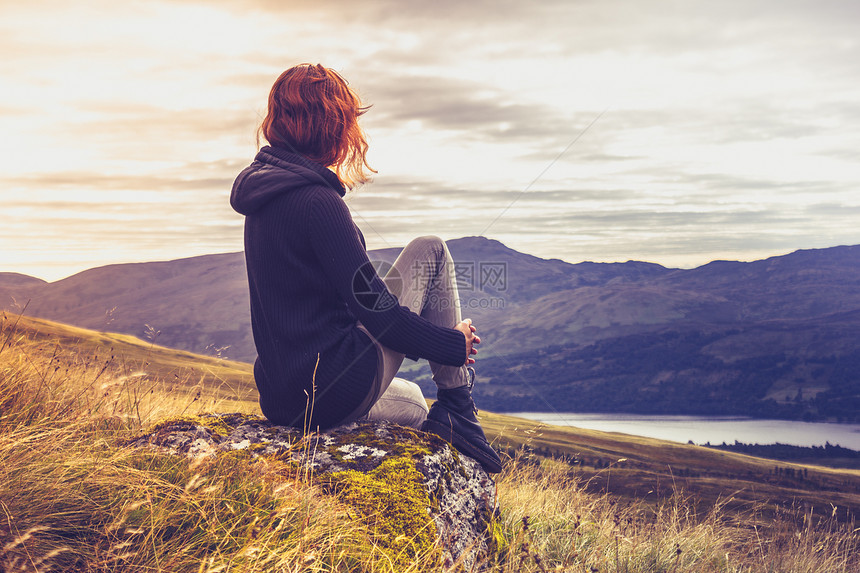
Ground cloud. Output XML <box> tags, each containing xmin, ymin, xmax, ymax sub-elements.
<box><xmin>8</xmin><ymin>152</ymin><xmax>243</xmax><ymax>184</ymax></box>
<box><xmin>4</xmin><ymin>0</ymin><xmax>860</xmax><ymax>281</ymax></box>
<box><xmin>59</xmin><ymin>106</ymin><xmax>256</xmax><ymax>157</ymax></box>
<box><xmin>4</xmin><ymin>172</ymin><xmax>234</xmax><ymax>193</ymax></box>
<box><xmin>805</xmin><ymin>203</ymin><xmax>860</xmax><ymax>217</ymax></box>
<box><xmin>364</xmin><ymin>75</ymin><xmax>568</xmax><ymax>142</ymax></box>
<box><xmin>349</xmin><ymin>173</ymin><xmax>816</xmax><ymax>257</ymax></box>
<box><xmin>1</xmin><ymin>195</ymin><xmax>245</xmax><ymax>280</ymax></box>
<box><xmin>353</xmin><ymin>177</ymin><xmax>641</xmax><ymax>206</ymax></box>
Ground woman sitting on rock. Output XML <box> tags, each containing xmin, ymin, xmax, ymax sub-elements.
<box><xmin>230</xmin><ymin>64</ymin><xmax>501</xmax><ymax>473</ymax></box>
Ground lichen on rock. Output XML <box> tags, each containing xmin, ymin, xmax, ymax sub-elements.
<box><xmin>325</xmin><ymin>456</ymin><xmax>439</xmax><ymax>568</ymax></box>
<box><xmin>129</xmin><ymin>413</ymin><xmax>497</xmax><ymax>570</ymax></box>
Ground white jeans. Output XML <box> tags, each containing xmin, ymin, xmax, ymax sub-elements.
<box><xmin>356</xmin><ymin>235</ymin><xmax>469</xmax><ymax>429</ymax></box>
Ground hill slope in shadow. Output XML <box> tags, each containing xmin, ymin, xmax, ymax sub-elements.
<box><xmin>4</xmin><ymin>239</ymin><xmax>860</xmax><ymax>420</ymax></box>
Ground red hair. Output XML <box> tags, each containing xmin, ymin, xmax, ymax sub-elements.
<box><xmin>259</xmin><ymin>64</ymin><xmax>375</xmax><ymax>189</ymax></box>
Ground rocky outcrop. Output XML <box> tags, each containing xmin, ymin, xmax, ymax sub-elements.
<box><xmin>130</xmin><ymin>413</ymin><xmax>497</xmax><ymax>570</ymax></box>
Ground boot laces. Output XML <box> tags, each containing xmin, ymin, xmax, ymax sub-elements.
<box><xmin>466</xmin><ymin>366</ymin><xmax>478</xmax><ymax>415</ymax></box>
<box><xmin>466</xmin><ymin>366</ymin><xmax>476</xmax><ymax>392</ymax></box>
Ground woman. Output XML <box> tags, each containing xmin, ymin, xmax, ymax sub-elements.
<box><xmin>230</xmin><ymin>64</ymin><xmax>501</xmax><ymax>473</ymax></box>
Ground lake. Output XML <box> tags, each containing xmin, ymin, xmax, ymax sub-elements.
<box><xmin>509</xmin><ymin>413</ymin><xmax>860</xmax><ymax>450</ymax></box>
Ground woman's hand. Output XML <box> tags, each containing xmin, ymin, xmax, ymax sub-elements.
<box><xmin>454</xmin><ymin>318</ymin><xmax>481</xmax><ymax>365</ymax></box>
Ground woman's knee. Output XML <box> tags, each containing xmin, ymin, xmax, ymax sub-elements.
<box><xmin>363</xmin><ymin>378</ymin><xmax>428</xmax><ymax>429</ymax></box>
<box><xmin>402</xmin><ymin>236</ymin><xmax>451</xmax><ymax>271</ymax></box>
<box><xmin>406</xmin><ymin>235</ymin><xmax>445</xmax><ymax>255</ymax></box>
<box><xmin>397</xmin><ymin>378</ymin><xmax>429</xmax><ymax>410</ymax></box>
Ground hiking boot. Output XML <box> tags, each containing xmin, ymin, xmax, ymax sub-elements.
<box><xmin>421</xmin><ymin>368</ymin><xmax>503</xmax><ymax>474</ymax></box>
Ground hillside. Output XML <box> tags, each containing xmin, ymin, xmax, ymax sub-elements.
<box><xmin>467</xmin><ymin>310</ymin><xmax>860</xmax><ymax>421</ymax></box>
<box><xmin>0</xmin><ymin>312</ymin><xmax>257</xmax><ymax>412</ymax></box>
<box><xmin>3</xmin><ymin>315</ymin><xmax>858</xmax><ymax>571</ymax></box>
<box><xmin>0</xmin><ymin>252</ymin><xmax>254</xmax><ymax>362</ymax></box>
<box><xmin>3</xmin><ymin>314</ymin><xmax>859</xmax><ymax>520</ymax></box>
<box><xmin>400</xmin><ymin>241</ymin><xmax>860</xmax><ymax>422</ymax></box>
<box><xmin>4</xmin><ymin>239</ymin><xmax>860</xmax><ymax>420</ymax></box>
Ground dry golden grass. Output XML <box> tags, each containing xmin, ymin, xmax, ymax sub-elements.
<box><xmin>479</xmin><ymin>410</ymin><xmax>860</xmax><ymax>523</ymax></box>
<box><xmin>1</xmin><ymin>313</ymin><xmax>858</xmax><ymax>572</ymax></box>
<box><xmin>491</xmin><ymin>456</ymin><xmax>858</xmax><ymax>572</ymax></box>
<box><xmin>0</xmin><ymin>314</ymin><xmax>435</xmax><ymax>572</ymax></box>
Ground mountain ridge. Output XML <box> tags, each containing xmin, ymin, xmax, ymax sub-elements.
<box><xmin>3</xmin><ymin>238</ymin><xmax>859</xmax><ymax>421</ymax></box>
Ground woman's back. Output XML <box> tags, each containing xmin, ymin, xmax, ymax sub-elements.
<box><xmin>232</xmin><ymin>146</ymin><xmax>379</xmax><ymax>427</ymax></box>
<box><xmin>230</xmin><ymin>63</ymin><xmax>500</xmax><ymax>472</ymax></box>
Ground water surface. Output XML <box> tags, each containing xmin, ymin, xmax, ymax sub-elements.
<box><xmin>508</xmin><ymin>413</ymin><xmax>860</xmax><ymax>450</ymax></box>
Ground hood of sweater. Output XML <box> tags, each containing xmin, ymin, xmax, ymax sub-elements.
<box><xmin>231</xmin><ymin>145</ymin><xmax>346</xmax><ymax>215</ymax></box>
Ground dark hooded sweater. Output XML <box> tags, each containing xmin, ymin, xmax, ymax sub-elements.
<box><xmin>231</xmin><ymin>146</ymin><xmax>467</xmax><ymax>429</ymax></box>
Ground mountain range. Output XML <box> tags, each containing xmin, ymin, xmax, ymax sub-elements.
<box><xmin>3</xmin><ymin>237</ymin><xmax>859</xmax><ymax>421</ymax></box>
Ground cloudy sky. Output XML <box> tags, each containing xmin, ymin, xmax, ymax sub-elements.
<box><xmin>2</xmin><ymin>0</ymin><xmax>859</xmax><ymax>281</ymax></box>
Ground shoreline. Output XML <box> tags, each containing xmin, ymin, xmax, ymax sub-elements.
<box><xmin>507</xmin><ymin>412</ymin><xmax>860</xmax><ymax>451</ymax></box>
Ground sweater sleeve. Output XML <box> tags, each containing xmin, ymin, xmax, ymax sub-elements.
<box><xmin>308</xmin><ymin>190</ymin><xmax>467</xmax><ymax>367</ymax></box>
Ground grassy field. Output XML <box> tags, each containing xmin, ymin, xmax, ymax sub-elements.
<box><xmin>480</xmin><ymin>412</ymin><xmax>860</xmax><ymax>523</ymax></box>
<box><xmin>1</xmin><ymin>312</ymin><xmax>858</xmax><ymax>572</ymax></box>
<box><xmin>0</xmin><ymin>313</ymin><xmax>258</xmax><ymax>422</ymax></box>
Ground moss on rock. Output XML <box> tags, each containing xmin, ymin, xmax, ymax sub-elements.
<box><xmin>130</xmin><ymin>415</ymin><xmax>496</xmax><ymax>570</ymax></box>
<box><xmin>147</xmin><ymin>412</ymin><xmax>263</xmax><ymax>438</ymax></box>
<box><xmin>325</xmin><ymin>457</ymin><xmax>441</xmax><ymax>568</ymax></box>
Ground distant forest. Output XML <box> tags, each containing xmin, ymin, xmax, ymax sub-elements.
<box><xmin>414</xmin><ymin>328</ymin><xmax>860</xmax><ymax>423</ymax></box>
<box><xmin>704</xmin><ymin>441</ymin><xmax>860</xmax><ymax>469</ymax></box>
